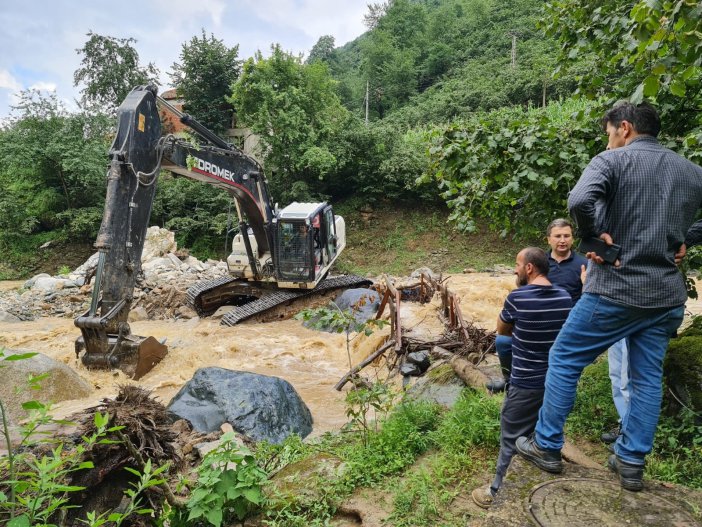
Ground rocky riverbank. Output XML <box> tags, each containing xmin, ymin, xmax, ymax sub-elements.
<box><xmin>0</xmin><ymin>227</ymin><xmax>229</xmax><ymax>322</ymax></box>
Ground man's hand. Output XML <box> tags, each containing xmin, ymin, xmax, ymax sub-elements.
<box><xmin>585</xmin><ymin>232</ymin><xmax>621</xmax><ymax>267</ymax></box>
<box><xmin>675</xmin><ymin>243</ymin><xmax>687</xmax><ymax>265</ymax></box>
<box><xmin>580</xmin><ymin>264</ymin><xmax>587</xmax><ymax>284</ymax></box>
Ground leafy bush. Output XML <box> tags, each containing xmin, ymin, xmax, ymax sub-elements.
<box><xmin>422</xmin><ymin>97</ymin><xmax>604</xmax><ymax>239</ymax></box>
<box><xmin>183</xmin><ymin>433</ymin><xmax>267</xmax><ymax>526</ymax></box>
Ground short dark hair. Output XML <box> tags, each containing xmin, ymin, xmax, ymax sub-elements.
<box><xmin>546</xmin><ymin>218</ymin><xmax>573</xmax><ymax>237</ymax></box>
<box><xmin>601</xmin><ymin>100</ymin><xmax>661</xmax><ymax>137</ymax></box>
<box><xmin>522</xmin><ymin>247</ymin><xmax>550</xmax><ymax>276</ymax></box>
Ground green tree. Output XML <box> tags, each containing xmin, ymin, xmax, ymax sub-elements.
<box><xmin>360</xmin><ymin>0</ymin><xmax>428</xmax><ymax>117</ymax></box>
<box><xmin>74</xmin><ymin>31</ymin><xmax>159</xmax><ymax>111</ymax></box>
<box><xmin>306</xmin><ymin>35</ymin><xmax>336</xmax><ymax>64</ymax></box>
<box><xmin>0</xmin><ymin>91</ymin><xmax>111</xmax><ymax>243</ymax></box>
<box><xmin>152</xmin><ymin>176</ymin><xmax>232</xmax><ymax>259</ymax></box>
<box><xmin>230</xmin><ymin>45</ymin><xmax>351</xmax><ymax>202</ymax></box>
<box><xmin>169</xmin><ymin>30</ymin><xmax>241</xmax><ymax>135</ymax></box>
<box><xmin>542</xmin><ymin>0</ymin><xmax>702</xmax><ymax>144</ymax></box>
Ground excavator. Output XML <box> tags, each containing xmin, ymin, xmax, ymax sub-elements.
<box><xmin>74</xmin><ymin>85</ymin><xmax>370</xmax><ymax>379</ymax></box>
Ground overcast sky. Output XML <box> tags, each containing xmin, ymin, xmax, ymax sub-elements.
<box><xmin>0</xmin><ymin>0</ymin><xmax>369</xmax><ymax>119</ymax></box>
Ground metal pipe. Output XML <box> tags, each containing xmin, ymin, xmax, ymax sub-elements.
<box><xmin>89</xmin><ymin>251</ymin><xmax>106</xmax><ymax>317</ymax></box>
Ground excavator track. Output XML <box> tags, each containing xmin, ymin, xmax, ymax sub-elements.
<box><xmin>186</xmin><ymin>274</ymin><xmax>372</xmax><ymax>326</ymax></box>
<box><xmin>186</xmin><ymin>275</ymin><xmax>240</xmax><ymax>317</ymax></box>
<box><xmin>220</xmin><ymin>274</ymin><xmax>372</xmax><ymax>327</ymax></box>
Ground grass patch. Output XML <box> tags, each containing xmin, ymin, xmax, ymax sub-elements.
<box><xmin>259</xmin><ymin>390</ymin><xmax>503</xmax><ymax>526</ymax></box>
<box><xmin>0</xmin><ymin>232</ymin><xmax>94</xmax><ymax>280</ymax></box>
<box><xmin>384</xmin><ymin>389</ymin><xmax>501</xmax><ymax>526</ymax></box>
<box><xmin>261</xmin><ymin>399</ymin><xmax>442</xmax><ymax>526</ymax></box>
<box><xmin>333</xmin><ymin>201</ymin><xmax>524</xmax><ymax>277</ymax></box>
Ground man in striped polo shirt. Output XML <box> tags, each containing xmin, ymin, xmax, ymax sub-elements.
<box><xmin>472</xmin><ymin>247</ymin><xmax>572</xmax><ymax>508</ymax></box>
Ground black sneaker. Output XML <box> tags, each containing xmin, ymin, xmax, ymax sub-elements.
<box><xmin>608</xmin><ymin>454</ymin><xmax>644</xmax><ymax>491</ymax></box>
<box><xmin>485</xmin><ymin>378</ymin><xmax>506</xmax><ymax>393</ymax></box>
<box><xmin>600</xmin><ymin>425</ymin><xmax>621</xmax><ymax>444</ymax></box>
<box><xmin>515</xmin><ymin>436</ymin><xmax>563</xmax><ymax>473</ymax></box>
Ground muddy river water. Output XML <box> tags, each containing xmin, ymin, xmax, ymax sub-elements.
<box><xmin>1</xmin><ymin>273</ymin><xmax>700</xmax><ymax>436</ymax></box>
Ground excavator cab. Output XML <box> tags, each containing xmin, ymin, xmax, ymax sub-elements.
<box><xmin>274</xmin><ymin>202</ymin><xmax>342</xmax><ymax>287</ymax></box>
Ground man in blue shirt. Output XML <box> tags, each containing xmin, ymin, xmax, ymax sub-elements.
<box><xmin>473</xmin><ymin>247</ymin><xmax>572</xmax><ymax>508</ymax></box>
<box><xmin>546</xmin><ymin>218</ymin><xmax>588</xmax><ymax>303</ymax></box>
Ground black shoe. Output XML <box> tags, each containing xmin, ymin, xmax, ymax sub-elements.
<box><xmin>485</xmin><ymin>378</ymin><xmax>506</xmax><ymax>393</ymax></box>
<box><xmin>515</xmin><ymin>436</ymin><xmax>563</xmax><ymax>474</ymax></box>
<box><xmin>601</xmin><ymin>425</ymin><xmax>621</xmax><ymax>444</ymax></box>
<box><xmin>608</xmin><ymin>454</ymin><xmax>644</xmax><ymax>491</ymax></box>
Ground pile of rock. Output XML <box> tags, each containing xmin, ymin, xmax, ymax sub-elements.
<box><xmin>0</xmin><ymin>227</ymin><xmax>229</xmax><ymax>322</ymax></box>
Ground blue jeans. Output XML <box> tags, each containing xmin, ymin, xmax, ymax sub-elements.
<box><xmin>534</xmin><ymin>293</ymin><xmax>683</xmax><ymax>465</ymax></box>
<box><xmin>608</xmin><ymin>338</ymin><xmax>630</xmax><ymax>423</ymax></box>
<box><xmin>495</xmin><ymin>335</ymin><xmax>512</xmax><ymax>361</ymax></box>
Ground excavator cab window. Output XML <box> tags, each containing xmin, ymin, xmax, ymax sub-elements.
<box><xmin>277</xmin><ymin>221</ymin><xmax>314</xmax><ymax>282</ymax></box>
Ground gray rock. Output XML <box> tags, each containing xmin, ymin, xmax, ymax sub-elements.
<box><xmin>0</xmin><ymin>310</ymin><xmax>21</xmax><ymax>322</ymax></box>
<box><xmin>167</xmin><ymin>367</ymin><xmax>313</xmax><ymax>444</ymax></box>
<box><xmin>33</xmin><ymin>277</ymin><xmax>67</xmax><ymax>292</ymax></box>
<box><xmin>407</xmin><ymin>351</ymin><xmax>431</xmax><ymax>373</ymax></box>
<box><xmin>400</xmin><ymin>362</ymin><xmax>422</xmax><ymax>377</ymax></box>
<box><xmin>39</xmin><ymin>240</ymin><xmax>57</xmax><ymax>250</ymax></box>
<box><xmin>23</xmin><ymin>273</ymin><xmax>51</xmax><ymax>290</ymax></box>
<box><xmin>128</xmin><ymin>306</ymin><xmax>149</xmax><ymax>322</ymax></box>
<box><xmin>303</xmin><ymin>288</ymin><xmax>380</xmax><ymax>332</ymax></box>
<box><xmin>411</xmin><ymin>267</ymin><xmax>438</xmax><ymax>280</ymax></box>
<box><xmin>0</xmin><ymin>349</ymin><xmax>92</xmax><ymax>423</ymax></box>
<box><xmin>407</xmin><ymin>370</ymin><xmax>465</xmax><ymax>408</ymax></box>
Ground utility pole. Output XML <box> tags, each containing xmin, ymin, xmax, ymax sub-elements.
<box><xmin>365</xmin><ymin>81</ymin><xmax>369</xmax><ymax>125</ymax></box>
<box><xmin>543</xmin><ymin>77</ymin><xmax>547</xmax><ymax>107</ymax></box>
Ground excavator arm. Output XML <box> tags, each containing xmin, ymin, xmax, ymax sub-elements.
<box><xmin>75</xmin><ymin>85</ymin><xmax>276</xmax><ymax>378</ymax></box>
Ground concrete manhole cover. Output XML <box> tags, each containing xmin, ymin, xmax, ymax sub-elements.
<box><xmin>527</xmin><ymin>478</ymin><xmax>699</xmax><ymax>526</ymax></box>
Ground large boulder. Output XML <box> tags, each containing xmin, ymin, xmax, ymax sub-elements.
<box><xmin>0</xmin><ymin>349</ymin><xmax>93</xmax><ymax>423</ymax></box>
<box><xmin>303</xmin><ymin>288</ymin><xmax>380</xmax><ymax>332</ymax></box>
<box><xmin>141</xmin><ymin>226</ymin><xmax>177</xmax><ymax>261</ymax></box>
<box><xmin>166</xmin><ymin>367</ymin><xmax>313</xmax><ymax>444</ymax></box>
<box><xmin>333</xmin><ymin>288</ymin><xmax>381</xmax><ymax>324</ymax></box>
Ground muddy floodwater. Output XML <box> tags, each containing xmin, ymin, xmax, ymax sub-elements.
<box><xmin>1</xmin><ymin>273</ymin><xmax>700</xmax><ymax>436</ymax></box>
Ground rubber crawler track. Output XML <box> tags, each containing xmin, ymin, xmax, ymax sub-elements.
<box><xmin>186</xmin><ymin>275</ymin><xmax>372</xmax><ymax>326</ymax></box>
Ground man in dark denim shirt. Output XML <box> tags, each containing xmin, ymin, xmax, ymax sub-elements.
<box><xmin>517</xmin><ymin>101</ymin><xmax>702</xmax><ymax>491</ymax></box>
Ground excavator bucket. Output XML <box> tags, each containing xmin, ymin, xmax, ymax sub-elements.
<box><xmin>75</xmin><ymin>324</ymin><xmax>168</xmax><ymax>381</ymax></box>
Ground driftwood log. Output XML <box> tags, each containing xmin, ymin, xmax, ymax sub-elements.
<box><xmin>335</xmin><ymin>339</ymin><xmax>396</xmax><ymax>391</ymax></box>
<box><xmin>450</xmin><ymin>356</ymin><xmax>492</xmax><ymax>395</ymax></box>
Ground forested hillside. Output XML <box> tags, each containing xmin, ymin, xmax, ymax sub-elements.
<box><xmin>0</xmin><ymin>0</ymin><xmax>700</xmax><ymax>278</ymax></box>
